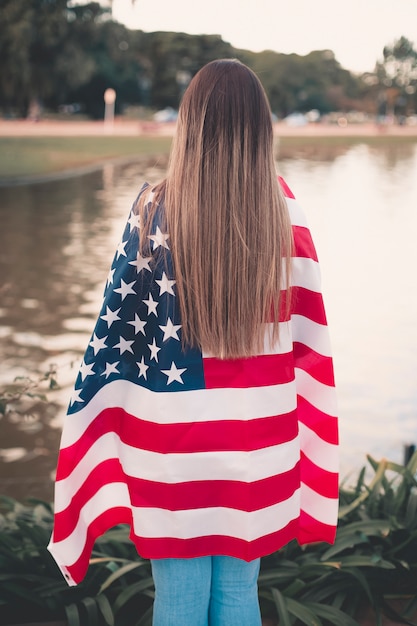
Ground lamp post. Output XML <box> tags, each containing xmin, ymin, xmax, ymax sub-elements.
<box><xmin>104</xmin><ymin>88</ymin><xmax>116</xmax><ymax>132</ymax></box>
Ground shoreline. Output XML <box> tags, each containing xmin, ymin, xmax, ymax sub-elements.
<box><xmin>1</xmin><ymin>118</ymin><xmax>417</xmax><ymax>138</ymax></box>
<box><xmin>1</xmin><ymin>119</ymin><xmax>417</xmax><ymax>186</ymax></box>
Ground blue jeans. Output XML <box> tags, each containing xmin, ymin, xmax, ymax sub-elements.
<box><xmin>150</xmin><ymin>556</ymin><xmax>262</xmax><ymax>626</ymax></box>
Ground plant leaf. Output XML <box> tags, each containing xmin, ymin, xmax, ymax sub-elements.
<box><xmin>270</xmin><ymin>587</ymin><xmax>292</xmax><ymax>626</ymax></box>
<box><xmin>96</xmin><ymin>593</ymin><xmax>115</xmax><ymax>626</ymax></box>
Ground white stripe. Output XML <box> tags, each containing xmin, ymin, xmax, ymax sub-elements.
<box><xmin>132</xmin><ymin>491</ymin><xmax>300</xmax><ymax>540</ymax></box>
<box><xmin>291</xmin><ymin>257</ymin><xmax>321</xmax><ymax>292</ymax></box>
<box><xmin>295</xmin><ymin>368</ymin><xmax>337</xmax><ymax>417</ymax></box>
<box><xmin>49</xmin><ymin>482</ymin><xmax>131</xmax><ymax>571</ymax></box>
<box><xmin>287</xmin><ymin>197</ymin><xmax>309</xmax><ymax>228</ymax></box>
<box><xmin>292</xmin><ymin>315</ymin><xmax>332</xmax><ymax>357</ymax></box>
<box><xmin>54</xmin><ymin>434</ymin><xmax>300</xmax><ymax>513</ymax></box>
<box><xmin>299</xmin><ymin>423</ymin><xmax>338</xmax><ymax>473</ymax></box>
<box><xmin>301</xmin><ymin>482</ymin><xmax>339</xmax><ymax>526</ymax></box>
<box><xmin>49</xmin><ymin>485</ymin><xmax>301</xmax><ymax>569</ymax></box>
<box><xmin>61</xmin><ymin>379</ymin><xmax>298</xmax><ymax>447</ymax></box>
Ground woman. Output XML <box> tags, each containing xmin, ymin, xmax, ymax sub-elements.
<box><xmin>48</xmin><ymin>59</ymin><xmax>338</xmax><ymax>625</ymax></box>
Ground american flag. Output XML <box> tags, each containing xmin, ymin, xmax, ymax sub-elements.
<box><xmin>48</xmin><ymin>178</ymin><xmax>338</xmax><ymax>586</ymax></box>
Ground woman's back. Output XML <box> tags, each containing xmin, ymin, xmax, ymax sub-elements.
<box><xmin>48</xmin><ymin>60</ymin><xmax>338</xmax><ymax>588</ymax></box>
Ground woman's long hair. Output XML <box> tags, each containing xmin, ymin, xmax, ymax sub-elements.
<box><xmin>139</xmin><ymin>59</ymin><xmax>293</xmax><ymax>359</ymax></box>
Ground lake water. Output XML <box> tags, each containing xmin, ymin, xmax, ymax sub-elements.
<box><xmin>1</xmin><ymin>139</ymin><xmax>417</xmax><ymax>501</ymax></box>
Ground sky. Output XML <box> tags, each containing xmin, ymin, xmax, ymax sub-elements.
<box><xmin>109</xmin><ymin>0</ymin><xmax>417</xmax><ymax>74</ymax></box>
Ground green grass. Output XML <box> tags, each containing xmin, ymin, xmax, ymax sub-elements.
<box><xmin>0</xmin><ymin>136</ymin><xmax>172</xmax><ymax>181</ymax></box>
<box><xmin>1</xmin><ymin>134</ymin><xmax>416</xmax><ymax>183</ymax></box>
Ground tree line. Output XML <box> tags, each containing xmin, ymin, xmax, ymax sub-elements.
<box><xmin>1</xmin><ymin>0</ymin><xmax>416</xmax><ymax>119</ymax></box>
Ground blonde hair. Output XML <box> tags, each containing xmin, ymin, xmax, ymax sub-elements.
<box><xmin>139</xmin><ymin>59</ymin><xmax>293</xmax><ymax>359</ymax></box>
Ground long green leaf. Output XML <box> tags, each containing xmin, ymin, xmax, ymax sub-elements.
<box><xmin>406</xmin><ymin>450</ymin><xmax>417</xmax><ymax>475</ymax></box>
<box><xmin>305</xmin><ymin>601</ymin><xmax>360</xmax><ymax>626</ymax></box>
<box><xmin>96</xmin><ymin>593</ymin><xmax>115</xmax><ymax>626</ymax></box>
<box><xmin>113</xmin><ymin>577</ymin><xmax>155</xmax><ymax>614</ymax></box>
<box><xmin>136</xmin><ymin>604</ymin><xmax>154</xmax><ymax>626</ymax></box>
<box><xmin>65</xmin><ymin>602</ymin><xmax>81</xmax><ymax>626</ymax></box>
<box><xmin>338</xmin><ymin>555</ymin><xmax>395</xmax><ymax>569</ymax></box>
<box><xmin>80</xmin><ymin>597</ymin><xmax>99</xmax><ymax>626</ymax></box>
<box><xmin>286</xmin><ymin>597</ymin><xmax>323</xmax><ymax>626</ymax></box>
<box><xmin>0</xmin><ymin>580</ymin><xmax>45</xmax><ymax>605</ymax></box>
<box><xmin>340</xmin><ymin>566</ymin><xmax>374</xmax><ymax>604</ymax></box>
<box><xmin>270</xmin><ymin>587</ymin><xmax>292</xmax><ymax>626</ymax></box>
<box><xmin>99</xmin><ymin>561</ymin><xmax>149</xmax><ymax>592</ymax></box>
<box><xmin>320</xmin><ymin>533</ymin><xmax>370</xmax><ymax>559</ymax></box>
<box><xmin>335</xmin><ymin>519</ymin><xmax>391</xmax><ymax>539</ymax></box>
<box><xmin>339</xmin><ymin>459</ymin><xmax>388</xmax><ymax>518</ymax></box>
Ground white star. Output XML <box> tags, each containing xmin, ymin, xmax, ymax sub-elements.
<box><xmin>127</xmin><ymin>211</ymin><xmax>141</xmax><ymax>230</ymax></box>
<box><xmin>145</xmin><ymin>188</ymin><xmax>156</xmax><ymax>205</ymax></box>
<box><xmin>156</xmin><ymin>272</ymin><xmax>176</xmax><ymax>296</ymax></box>
<box><xmin>159</xmin><ymin>318</ymin><xmax>181</xmax><ymax>341</ymax></box>
<box><xmin>69</xmin><ymin>387</ymin><xmax>84</xmax><ymax>405</ymax></box>
<box><xmin>113</xmin><ymin>336</ymin><xmax>134</xmax><ymax>355</ymax></box>
<box><xmin>143</xmin><ymin>293</ymin><xmax>158</xmax><ymax>316</ymax></box>
<box><xmin>148</xmin><ymin>226</ymin><xmax>170</xmax><ymax>250</ymax></box>
<box><xmin>106</xmin><ymin>267</ymin><xmax>115</xmax><ymax>287</ymax></box>
<box><xmin>127</xmin><ymin>313</ymin><xmax>147</xmax><ymax>335</ymax></box>
<box><xmin>89</xmin><ymin>333</ymin><xmax>108</xmax><ymax>355</ymax></box>
<box><xmin>161</xmin><ymin>361</ymin><xmax>186</xmax><ymax>385</ymax></box>
<box><xmin>116</xmin><ymin>239</ymin><xmax>128</xmax><ymax>259</ymax></box>
<box><xmin>101</xmin><ymin>361</ymin><xmax>120</xmax><ymax>379</ymax></box>
<box><xmin>100</xmin><ymin>305</ymin><xmax>121</xmax><ymax>328</ymax></box>
<box><xmin>114</xmin><ymin>279</ymin><xmax>136</xmax><ymax>300</ymax></box>
<box><xmin>148</xmin><ymin>337</ymin><xmax>161</xmax><ymax>362</ymax></box>
<box><xmin>79</xmin><ymin>359</ymin><xmax>95</xmax><ymax>381</ymax></box>
<box><xmin>136</xmin><ymin>356</ymin><xmax>149</xmax><ymax>380</ymax></box>
<box><xmin>128</xmin><ymin>252</ymin><xmax>152</xmax><ymax>273</ymax></box>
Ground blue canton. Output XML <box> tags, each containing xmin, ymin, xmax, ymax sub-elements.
<box><xmin>68</xmin><ymin>189</ymin><xmax>206</xmax><ymax>413</ymax></box>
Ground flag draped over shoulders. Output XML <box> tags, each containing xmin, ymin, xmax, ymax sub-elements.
<box><xmin>48</xmin><ymin>178</ymin><xmax>339</xmax><ymax>586</ymax></box>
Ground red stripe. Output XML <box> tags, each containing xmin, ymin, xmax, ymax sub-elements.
<box><xmin>292</xmin><ymin>225</ymin><xmax>318</xmax><ymax>261</ymax></box>
<box><xmin>133</xmin><ymin>518</ymin><xmax>300</xmax><ymax>562</ymax></box>
<box><xmin>58</xmin><ymin>511</ymin><xmax>336</xmax><ymax>585</ymax></box>
<box><xmin>55</xmin><ymin>409</ymin><xmax>299</xmax><ymax>480</ymax></box>
<box><xmin>53</xmin><ymin>459</ymin><xmax>125</xmax><ymax>542</ymax></box>
<box><xmin>297</xmin><ymin>396</ymin><xmax>338</xmax><ymax>444</ymax></box>
<box><xmin>292</xmin><ymin>286</ymin><xmax>327</xmax><ymax>324</ymax></box>
<box><xmin>128</xmin><ymin>464</ymin><xmax>300</xmax><ymax>511</ymax></box>
<box><xmin>293</xmin><ymin>342</ymin><xmax>335</xmax><ymax>386</ymax></box>
<box><xmin>203</xmin><ymin>352</ymin><xmax>294</xmax><ymax>389</ymax></box>
<box><xmin>300</xmin><ymin>452</ymin><xmax>338</xmax><ymax>499</ymax></box>
<box><xmin>278</xmin><ymin>176</ymin><xmax>295</xmax><ymax>199</ymax></box>
<box><xmin>54</xmin><ymin>462</ymin><xmax>301</xmax><ymax>542</ymax></box>
<box><xmin>63</xmin><ymin>506</ymin><xmax>132</xmax><ymax>585</ymax></box>
<box><xmin>65</xmin><ymin>516</ymin><xmax>301</xmax><ymax>584</ymax></box>
<box><xmin>298</xmin><ymin>510</ymin><xmax>337</xmax><ymax>545</ymax></box>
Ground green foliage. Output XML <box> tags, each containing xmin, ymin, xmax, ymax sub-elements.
<box><xmin>0</xmin><ymin>365</ymin><xmax>59</xmax><ymax>419</ymax></box>
<box><xmin>1</xmin><ymin>454</ymin><xmax>417</xmax><ymax>624</ymax></box>
<box><xmin>259</xmin><ymin>452</ymin><xmax>417</xmax><ymax>625</ymax></box>
<box><xmin>0</xmin><ymin>499</ymin><xmax>154</xmax><ymax>626</ymax></box>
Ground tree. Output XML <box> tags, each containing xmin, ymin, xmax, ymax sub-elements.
<box><xmin>379</xmin><ymin>36</ymin><xmax>417</xmax><ymax>115</ymax></box>
<box><xmin>0</xmin><ymin>0</ymin><xmax>107</xmax><ymax>115</ymax></box>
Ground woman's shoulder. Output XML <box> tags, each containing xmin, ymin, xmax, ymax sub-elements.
<box><xmin>133</xmin><ymin>181</ymin><xmax>157</xmax><ymax>208</ymax></box>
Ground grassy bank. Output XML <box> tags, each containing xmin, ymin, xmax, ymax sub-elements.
<box><xmin>0</xmin><ymin>136</ymin><xmax>172</xmax><ymax>181</ymax></box>
<box><xmin>1</xmin><ymin>134</ymin><xmax>417</xmax><ymax>183</ymax></box>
